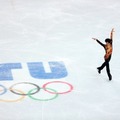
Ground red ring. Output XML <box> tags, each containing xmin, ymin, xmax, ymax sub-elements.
<box><xmin>42</xmin><ymin>81</ymin><xmax>73</xmax><ymax>94</ymax></box>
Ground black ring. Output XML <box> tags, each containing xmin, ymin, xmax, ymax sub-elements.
<box><xmin>9</xmin><ymin>82</ymin><xmax>41</xmax><ymax>96</ymax></box>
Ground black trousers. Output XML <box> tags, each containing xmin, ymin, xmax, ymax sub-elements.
<box><xmin>99</xmin><ymin>56</ymin><xmax>111</xmax><ymax>78</ymax></box>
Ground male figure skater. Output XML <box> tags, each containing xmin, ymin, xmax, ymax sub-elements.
<box><xmin>92</xmin><ymin>28</ymin><xmax>115</xmax><ymax>80</ymax></box>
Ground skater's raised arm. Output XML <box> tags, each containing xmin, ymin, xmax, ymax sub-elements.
<box><xmin>92</xmin><ymin>38</ymin><xmax>105</xmax><ymax>47</ymax></box>
<box><xmin>110</xmin><ymin>28</ymin><xmax>115</xmax><ymax>40</ymax></box>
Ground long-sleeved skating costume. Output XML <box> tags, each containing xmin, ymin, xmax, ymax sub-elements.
<box><xmin>96</xmin><ymin>39</ymin><xmax>112</xmax><ymax>80</ymax></box>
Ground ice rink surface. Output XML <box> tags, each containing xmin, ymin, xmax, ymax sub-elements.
<box><xmin>0</xmin><ymin>0</ymin><xmax>120</xmax><ymax>120</ymax></box>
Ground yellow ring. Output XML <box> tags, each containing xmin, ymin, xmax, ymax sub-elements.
<box><xmin>0</xmin><ymin>89</ymin><xmax>25</xmax><ymax>102</ymax></box>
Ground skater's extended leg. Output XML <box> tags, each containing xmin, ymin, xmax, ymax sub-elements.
<box><xmin>97</xmin><ymin>61</ymin><xmax>106</xmax><ymax>74</ymax></box>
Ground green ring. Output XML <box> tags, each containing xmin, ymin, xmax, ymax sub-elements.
<box><xmin>28</xmin><ymin>88</ymin><xmax>59</xmax><ymax>101</ymax></box>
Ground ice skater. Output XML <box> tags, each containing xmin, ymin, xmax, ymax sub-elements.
<box><xmin>92</xmin><ymin>28</ymin><xmax>115</xmax><ymax>80</ymax></box>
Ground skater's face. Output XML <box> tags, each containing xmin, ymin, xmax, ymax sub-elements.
<box><xmin>106</xmin><ymin>41</ymin><xmax>109</xmax><ymax>44</ymax></box>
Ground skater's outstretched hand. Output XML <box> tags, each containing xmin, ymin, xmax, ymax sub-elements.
<box><xmin>111</xmin><ymin>28</ymin><xmax>115</xmax><ymax>33</ymax></box>
<box><xmin>92</xmin><ymin>38</ymin><xmax>98</xmax><ymax>41</ymax></box>
<box><xmin>110</xmin><ymin>28</ymin><xmax>115</xmax><ymax>40</ymax></box>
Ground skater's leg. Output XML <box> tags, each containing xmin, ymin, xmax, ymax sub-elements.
<box><xmin>106</xmin><ymin>62</ymin><xmax>112</xmax><ymax>80</ymax></box>
<box><xmin>97</xmin><ymin>61</ymin><xmax>106</xmax><ymax>74</ymax></box>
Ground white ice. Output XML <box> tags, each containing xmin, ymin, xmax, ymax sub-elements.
<box><xmin>0</xmin><ymin>0</ymin><xmax>120</xmax><ymax>120</ymax></box>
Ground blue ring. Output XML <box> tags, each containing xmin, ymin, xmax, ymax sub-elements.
<box><xmin>0</xmin><ymin>84</ymin><xmax>7</xmax><ymax>95</ymax></box>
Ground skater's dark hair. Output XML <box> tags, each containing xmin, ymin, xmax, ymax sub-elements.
<box><xmin>105</xmin><ymin>38</ymin><xmax>112</xmax><ymax>44</ymax></box>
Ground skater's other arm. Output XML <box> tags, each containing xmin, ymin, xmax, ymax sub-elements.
<box><xmin>92</xmin><ymin>38</ymin><xmax>105</xmax><ymax>47</ymax></box>
<box><xmin>110</xmin><ymin>28</ymin><xmax>115</xmax><ymax>40</ymax></box>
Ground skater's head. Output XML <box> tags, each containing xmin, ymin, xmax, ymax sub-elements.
<box><xmin>105</xmin><ymin>38</ymin><xmax>112</xmax><ymax>44</ymax></box>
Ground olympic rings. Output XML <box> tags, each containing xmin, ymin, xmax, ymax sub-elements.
<box><xmin>0</xmin><ymin>84</ymin><xmax>7</xmax><ymax>95</ymax></box>
<box><xmin>42</xmin><ymin>81</ymin><xmax>73</xmax><ymax>94</ymax></box>
<box><xmin>0</xmin><ymin>89</ymin><xmax>25</xmax><ymax>102</ymax></box>
<box><xmin>10</xmin><ymin>82</ymin><xmax>40</xmax><ymax>96</ymax></box>
<box><xmin>0</xmin><ymin>81</ymin><xmax>73</xmax><ymax>102</ymax></box>
<box><xmin>28</xmin><ymin>88</ymin><xmax>58</xmax><ymax>101</ymax></box>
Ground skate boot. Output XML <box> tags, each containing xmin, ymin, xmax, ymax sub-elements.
<box><xmin>109</xmin><ymin>74</ymin><xmax>112</xmax><ymax>81</ymax></box>
<box><xmin>97</xmin><ymin>67</ymin><xmax>101</xmax><ymax>74</ymax></box>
